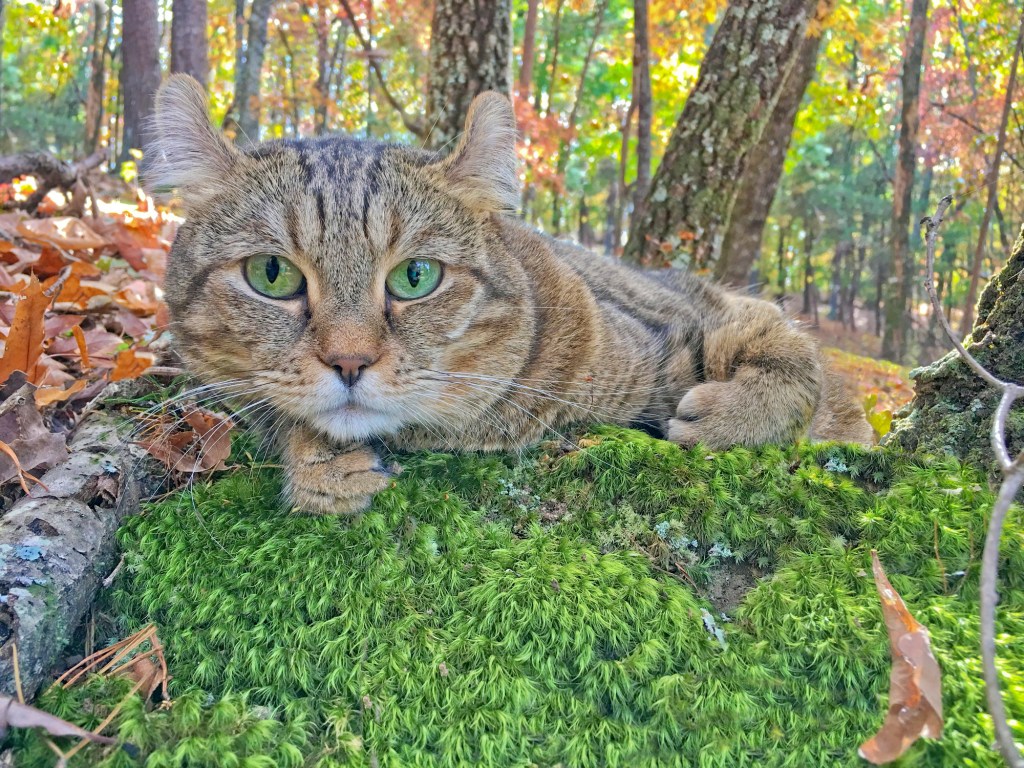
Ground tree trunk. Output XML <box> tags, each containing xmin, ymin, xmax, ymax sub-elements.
<box><xmin>622</xmin><ymin>0</ymin><xmax>823</xmax><ymax>269</ymax></box>
<box><xmin>959</xmin><ymin>11</ymin><xmax>1024</xmax><ymax>338</ymax></box>
<box><xmin>631</xmin><ymin>0</ymin><xmax>652</xmax><ymax>220</ymax></box>
<box><xmin>889</xmin><ymin>224</ymin><xmax>1024</xmax><ymax>475</ymax></box>
<box><xmin>171</xmin><ymin>0</ymin><xmax>209</xmax><ymax>86</ymax></box>
<box><xmin>714</xmin><ymin>26</ymin><xmax>823</xmax><ymax>286</ymax></box>
<box><xmin>233</xmin><ymin>0</ymin><xmax>275</xmax><ymax>144</ymax></box>
<box><xmin>775</xmin><ymin>222</ymin><xmax>789</xmax><ymax>296</ymax></box>
<box><xmin>426</xmin><ymin>0</ymin><xmax>512</xmax><ymax>150</ymax></box>
<box><xmin>603</xmin><ymin>158</ymin><xmax>619</xmax><ymax>255</ymax></box>
<box><xmin>84</xmin><ymin>0</ymin><xmax>107</xmax><ymax>154</ymax></box>
<box><xmin>120</xmin><ymin>0</ymin><xmax>161</xmax><ymax>163</ymax></box>
<box><xmin>880</xmin><ymin>0</ymin><xmax>929</xmax><ymax>363</ymax></box>
<box><xmin>801</xmin><ymin>222</ymin><xmax>815</xmax><ymax>317</ymax></box>
<box><xmin>518</xmin><ymin>0</ymin><xmax>540</xmax><ymax>99</ymax></box>
<box><xmin>613</xmin><ymin>100</ymin><xmax>636</xmax><ymax>255</ymax></box>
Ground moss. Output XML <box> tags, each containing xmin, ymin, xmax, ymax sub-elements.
<box><xmin>5</xmin><ymin>427</ymin><xmax>1024</xmax><ymax>766</ymax></box>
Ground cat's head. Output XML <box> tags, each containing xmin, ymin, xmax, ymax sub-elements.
<box><xmin>146</xmin><ymin>74</ymin><xmax>533</xmax><ymax>442</ymax></box>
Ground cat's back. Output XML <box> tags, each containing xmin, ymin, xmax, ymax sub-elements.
<box><xmin>497</xmin><ymin>217</ymin><xmax>732</xmax><ymax>330</ymax></box>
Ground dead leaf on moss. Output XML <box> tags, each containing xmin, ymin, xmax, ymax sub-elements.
<box><xmin>0</xmin><ymin>695</ymin><xmax>116</xmax><ymax>745</ymax></box>
<box><xmin>138</xmin><ymin>407</ymin><xmax>234</xmax><ymax>473</ymax></box>
<box><xmin>859</xmin><ymin>550</ymin><xmax>943</xmax><ymax>764</ymax></box>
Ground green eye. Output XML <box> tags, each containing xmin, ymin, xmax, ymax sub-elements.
<box><xmin>385</xmin><ymin>258</ymin><xmax>443</xmax><ymax>300</ymax></box>
<box><xmin>244</xmin><ymin>254</ymin><xmax>306</xmax><ymax>298</ymax></box>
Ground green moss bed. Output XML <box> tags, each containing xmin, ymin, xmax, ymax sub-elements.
<box><xmin>6</xmin><ymin>427</ymin><xmax>1024</xmax><ymax>766</ymax></box>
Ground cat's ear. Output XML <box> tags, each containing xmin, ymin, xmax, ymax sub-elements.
<box><xmin>432</xmin><ymin>92</ymin><xmax>520</xmax><ymax>214</ymax></box>
<box><xmin>143</xmin><ymin>74</ymin><xmax>243</xmax><ymax>205</ymax></box>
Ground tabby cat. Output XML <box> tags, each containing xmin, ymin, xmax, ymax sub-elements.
<box><xmin>146</xmin><ymin>75</ymin><xmax>872</xmax><ymax>515</ymax></box>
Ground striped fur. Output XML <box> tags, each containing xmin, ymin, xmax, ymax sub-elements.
<box><xmin>147</xmin><ymin>75</ymin><xmax>872</xmax><ymax>515</ymax></box>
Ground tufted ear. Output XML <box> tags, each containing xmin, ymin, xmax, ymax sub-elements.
<box><xmin>431</xmin><ymin>92</ymin><xmax>520</xmax><ymax>214</ymax></box>
<box><xmin>143</xmin><ymin>74</ymin><xmax>243</xmax><ymax>206</ymax></box>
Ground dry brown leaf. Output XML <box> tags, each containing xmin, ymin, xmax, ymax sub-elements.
<box><xmin>71</xmin><ymin>325</ymin><xmax>90</xmax><ymax>369</ymax></box>
<box><xmin>859</xmin><ymin>550</ymin><xmax>944</xmax><ymax>764</ymax></box>
<box><xmin>0</xmin><ymin>695</ymin><xmax>117</xmax><ymax>745</ymax></box>
<box><xmin>138</xmin><ymin>407</ymin><xmax>234</xmax><ymax>473</ymax></box>
<box><xmin>0</xmin><ymin>381</ymin><xmax>68</xmax><ymax>485</ymax></box>
<box><xmin>16</xmin><ymin>217</ymin><xmax>107</xmax><ymax>251</ymax></box>
<box><xmin>184</xmin><ymin>408</ymin><xmax>234</xmax><ymax>471</ymax></box>
<box><xmin>0</xmin><ymin>277</ymin><xmax>49</xmax><ymax>386</ymax></box>
<box><xmin>34</xmin><ymin>378</ymin><xmax>88</xmax><ymax>407</ymax></box>
<box><xmin>110</xmin><ymin>348</ymin><xmax>155</xmax><ymax>381</ymax></box>
<box><xmin>112</xmin><ymin>279</ymin><xmax>161</xmax><ymax>315</ymax></box>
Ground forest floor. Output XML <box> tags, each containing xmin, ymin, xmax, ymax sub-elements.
<box><xmin>4</xmin><ymin>179</ymin><xmax>1016</xmax><ymax>767</ymax></box>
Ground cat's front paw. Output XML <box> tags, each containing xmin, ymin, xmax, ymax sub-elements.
<box><xmin>283</xmin><ymin>434</ymin><xmax>397</xmax><ymax>515</ymax></box>
<box><xmin>667</xmin><ymin>381</ymin><xmax>800</xmax><ymax>449</ymax></box>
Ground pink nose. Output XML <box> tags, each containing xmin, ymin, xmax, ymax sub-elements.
<box><xmin>321</xmin><ymin>353</ymin><xmax>377</xmax><ymax>387</ymax></box>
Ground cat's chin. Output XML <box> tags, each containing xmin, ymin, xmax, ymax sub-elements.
<box><xmin>314</xmin><ymin>406</ymin><xmax>405</xmax><ymax>442</ymax></box>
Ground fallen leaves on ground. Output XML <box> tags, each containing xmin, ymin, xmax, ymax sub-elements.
<box><xmin>137</xmin><ymin>406</ymin><xmax>235</xmax><ymax>474</ymax></box>
<box><xmin>823</xmin><ymin>347</ymin><xmax>914</xmax><ymax>416</ymax></box>
<box><xmin>0</xmin><ymin>177</ymin><xmax>180</xmax><ymax>503</ymax></box>
<box><xmin>859</xmin><ymin>550</ymin><xmax>944</xmax><ymax>764</ymax></box>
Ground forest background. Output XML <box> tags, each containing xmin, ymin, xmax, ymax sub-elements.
<box><xmin>0</xmin><ymin>0</ymin><xmax>1022</xmax><ymax>371</ymax></box>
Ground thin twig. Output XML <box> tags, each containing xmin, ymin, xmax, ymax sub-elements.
<box><xmin>921</xmin><ymin>193</ymin><xmax>1024</xmax><ymax>768</ymax></box>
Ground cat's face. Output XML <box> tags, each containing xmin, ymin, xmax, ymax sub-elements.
<box><xmin>148</xmin><ymin>76</ymin><xmax>531</xmax><ymax>442</ymax></box>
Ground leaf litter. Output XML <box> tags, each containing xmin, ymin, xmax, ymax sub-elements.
<box><xmin>0</xmin><ymin>176</ymin><xmax>235</xmax><ymax>507</ymax></box>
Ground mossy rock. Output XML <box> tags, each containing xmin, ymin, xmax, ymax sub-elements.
<box><xmin>5</xmin><ymin>427</ymin><xmax>1024</xmax><ymax>766</ymax></box>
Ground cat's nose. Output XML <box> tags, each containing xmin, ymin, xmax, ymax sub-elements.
<box><xmin>322</xmin><ymin>353</ymin><xmax>377</xmax><ymax>387</ymax></box>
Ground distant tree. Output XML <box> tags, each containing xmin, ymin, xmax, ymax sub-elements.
<box><xmin>518</xmin><ymin>0</ymin><xmax>540</xmax><ymax>99</ymax></box>
<box><xmin>171</xmin><ymin>0</ymin><xmax>210</xmax><ymax>87</ymax></box>
<box><xmin>121</xmin><ymin>0</ymin><xmax>161</xmax><ymax>162</ymax></box>
<box><xmin>231</xmin><ymin>0</ymin><xmax>276</xmax><ymax>144</ymax></box>
<box><xmin>715</xmin><ymin>28</ymin><xmax>824</xmax><ymax>287</ymax></box>
<box><xmin>881</xmin><ymin>0</ymin><xmax>929</xmax><ymax>363</ymax></box>
<box><xmin>631</xmin><ymin>0</ymin><xmax>652</xmax><ymax>221</ymax></box>
<box><xmin>84</xmin><ymin>0</ymin><xmax>110</xmax><ymax>153</ymax></box>
<box><xmin>622</xmin><ymin>0</ymin><xmax>824</xmax><ymax>269</ymax></box>
<box><xmin>959</xmin><ymin>11</ymin><xmax>1024</xmax><ymax>337</ymax></box>
<box><xmin>426</xmin><ymin>0</ymin><xmax>512</xmax><ymax>150</ymax></box>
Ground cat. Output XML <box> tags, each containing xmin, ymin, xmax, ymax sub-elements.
<box><xmin>146</xmin><ymin>75</ymin><xmax>873</xmax><ymax>515</ymax></box>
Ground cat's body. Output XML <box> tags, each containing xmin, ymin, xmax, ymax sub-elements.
<box><xmin>148</xmin><ymin>75</ymin><xmax>871</xmax><ymax>514</ymax></box>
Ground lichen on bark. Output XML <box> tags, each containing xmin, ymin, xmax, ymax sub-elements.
<box><xmin>622</xmin><ymin>0</ymin><xmax>824</xmax><ymax>270</ymax></box>
<box><xmin>889</xmin><ymin>224</ymin><xmax>1024</xmax><ymax>472</ymax></box>
<box><xmin>425</xmin><ymin>0</ymin><xmax>512</xmax><ymax>151</ymax></box>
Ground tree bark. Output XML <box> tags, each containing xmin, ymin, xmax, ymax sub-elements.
<box><xmin>714</xmin><ymin>27</ymin><xmax>823</xmax><ymax>286</ymax></box>
<box><xmin>959</xmin><ymin>11</ymin><xmax>1024</xmax><ymax>338</ymax></box>
<box><xmin>889</xmin><ymin>224</ymin><xmax>1024</xmax><ymax>474</ymax></box>
<box><xmin>233</xmin><ymin>0</ymin><xmax>275</xmax><ymax>144</ymax></box>
<box><xmin>518</xmin><ymin>0</ymin><xmax>540</xmax><ymax>99</ymax></box>
<box><xmin>631</xmin><ymin>0</ymin><xmax>652</xmax><ymax>220</ymax></box>
<box><xmin>622</xmin><ymin>0</ymin><xmax>823</xmax><ymax>269</ymax></box>
<box><xmin>880</xmin><ymin>0</ymin><xmax>929</xmax><ymax>363</ymax></box>
<box><xmin>120</xmin><ymin>0</ymin><xmax>161</xmax><ymax>163</ymax></box>
<box><xmin>84</xmin><ymin>0</ymin><xmax>108</xmax><ymax>154</ymax></box>
<box><xmin>171</xmin><ymin>0</ymin><xmax>209</xmax><ymax>86</ymax></box>
<box><xmin>426</xmin><ymin>0</ymin><xmax>512</xmax><ymax>150</ymax></box>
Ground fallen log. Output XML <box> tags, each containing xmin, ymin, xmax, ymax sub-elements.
<box><xmin>0</xmin><ymin>151</ymin><xmax>106</xmax><ymax>213</ymax></box>
<box><xmin>0</xmin><ymin>412</ymin><xmax>152</xmax><ymax>699</ymax></box>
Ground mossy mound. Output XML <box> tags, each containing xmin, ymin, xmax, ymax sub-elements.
<box><xmin>6</xmin><ymin>427</ymin><xmax>1024</xmax><ymax>766</ymax></box>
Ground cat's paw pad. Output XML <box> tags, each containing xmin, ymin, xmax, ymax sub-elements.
<box><xmin>284</xmin><ymin>444</ymin><xmax>397</xmax><ymax>516</ymax></box>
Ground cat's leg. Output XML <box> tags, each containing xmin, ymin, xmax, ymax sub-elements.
<box><xmin>282</xmin><ymin>423</ymin><xmax>396</xmax><ymax>515</ymax></box>
<box><xmin>667</xmin><ymin>300</ymin><xmax>823</xmax><ymax>449</ymax></box>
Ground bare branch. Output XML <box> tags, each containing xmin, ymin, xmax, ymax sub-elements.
<box><xmin>921</xmin><ymin>193</ymin><xmax>1024</xmax><ymax>768</ymax></box>
<box><xmin>337</xmin><ymin>0</ymin><xmax>426</xmax><ymax>137</ymax></box>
